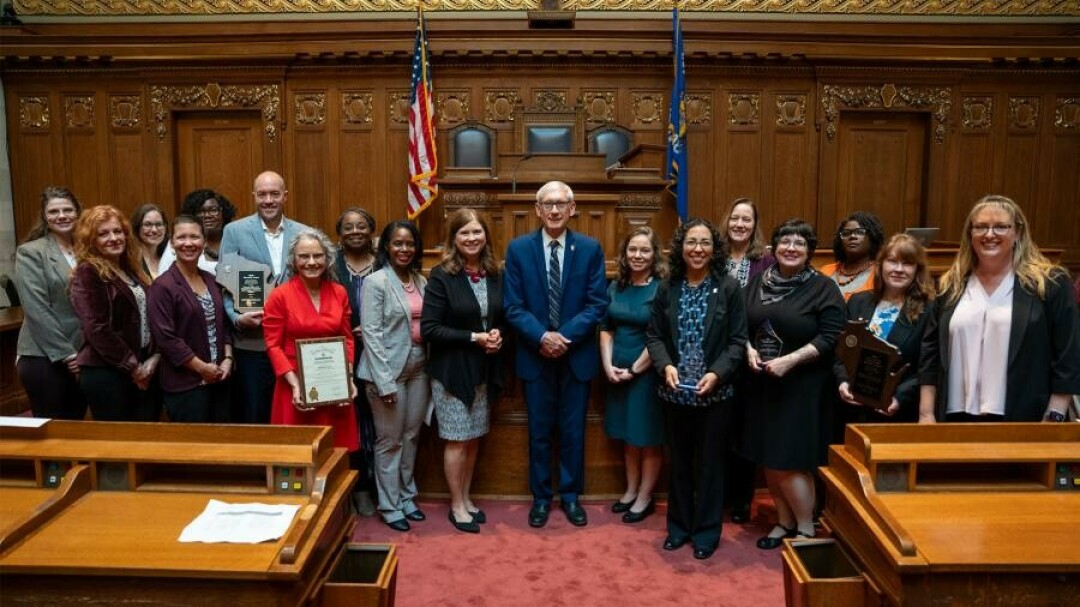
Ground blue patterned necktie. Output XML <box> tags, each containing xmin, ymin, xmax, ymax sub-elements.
<box><xmin>548</xmin><ymin>240</ymin><xmax>562</xmax><ymax>330</ymax></box>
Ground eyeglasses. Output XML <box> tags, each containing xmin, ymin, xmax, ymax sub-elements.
<box><xmin>683</xmin><ymin>239</ymin><xmax>714</xmax><ymax>250</ymax></box>
<box><xmin>838</xmin><ymin>228</ymin><xmax>868</xmax><ymax>239</ymax></box>
<box><xmin>971</xmin><ymin>224</ymin><xmax>1014</xmax><ymax>237</ymax></box>
<box><xmin>538</xmin><ymin>200</ymin><xmax>571</xmax><ymax>211</ymax></box>
<box><xmin>196</xmin><ymin>207</ymin><xmax>221</xmax><ymax>216</ymax></box>
<box><xmin>777</xmin><ymin>238</ymin><xmax>809</xmax><ymax>250</ymax></box>
<box><xmin>141</xmin><ymin>222</ymin><xmax>165</xmax><ymax>230</ymax></box>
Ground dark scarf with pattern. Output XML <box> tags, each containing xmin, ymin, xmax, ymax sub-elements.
<box><xmin>760</xmin><ymin>263</ymin><xmax>816</xmax><ymax>305</ymax></box>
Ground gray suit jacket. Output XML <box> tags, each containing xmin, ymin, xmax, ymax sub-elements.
<box><xmin>14</xmin><ymin>236</ymin><xmax>82</xmax><ymax>361</ymax></box>
<box><xmin>356</xmin><ymin>267</ymin><xmax>427</xmax><ymax>397</ymax></box>
<box><xmin>219</xmin><ymin>213</ymin><xmax>310</xmax><ymax>351</ymax></box>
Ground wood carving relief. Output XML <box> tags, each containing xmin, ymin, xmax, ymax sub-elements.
<box><xmin>534</xmin><ymin>90</ymin><xmax>570</xmax><ymax>112</ymax></box>
<box><xmin>1008</xmin><ymin>96</ymin><xmax>1039</xmax><ymax>130</ymax></box>
<box><xmin>775</xmin><ymin>94</ymin><xmax>806</xmax><ymax>127</ymax></box>
<box><xmin>388</xmin><ymin>91</ymin><xmax>411</xmax><ymax>126</ymax></box>
<box><xmin>341</xmin><ymin>92</ymin><xmax>373</xmax><ymax>126</ymax></box>
<box><xmin>109</xmin><ymin>95</ymin><xmax>142</xmax><ymax>129</ymax></box>
<box><xmin>443</xmin><ymin>191</ymin><xmax>493</xmax><ymax>207</ymax></box>
<box><xmin>821</xmin><ymin>83</ymin><xmax>951</xmax><ymax>143</ymax></box>
<box><xmin>437</xmin><ymin>91</ymin><xmax>470</xmax><ymax>125</ymax></box>
<box><xmin>18</xmin><ymin>96</ymin><xmax>49</xmax><ymax>131</ymax></box>
<box><xmin>580</xmin><ymin>91</ymin><xmax>616</xmax><ymax>124</ymax></box>
<box><xmin>485</xmin><ymin>90</ymin><xmax>519</xmax><ymax>122</ymax></box>
<box><xmin>631</xmin><ymin>92</ymin><xmax>663</xmax><ymax>126</ymax></box>
<box><xmin>1055</xmin><ymin>97</ymin><xmax>1079</xmax><ymax>130</ymax></box>
<box><xmin>293</xmin><ymin>93</ymin><xmax>326</xmax><ymax>126</ymax></box>
<box><xmin>728</xmin><ymin>92</ymin><xmax>760</xmax><ymax>126</ymax></box>
<box><xmin>619</xmin><ymin>192</ymin><xmax>661</xmax><ymax>209</ymax></box>
<box><xmin>149</xmin><ymin>83</ymin><xmax>280</xmax><ymax>142</ymax></box>
<box><xmin>63</xmin><ymin>96</ymin><xmax>95</xmax><ymax>130</ymax></box>
<box><xmin>685</xmin><ymin>93</ymin><xmax>711</xmax><ymax>126</ymax></box>
<box><xmin>961</xmin><ymin>96</ymin><xmax>993</xmax><ymax>131</ymax></box>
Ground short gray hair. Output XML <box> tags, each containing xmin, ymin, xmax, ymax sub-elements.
<box><xmin>536</xmin><ymin>180</ymin><xmax>574</xmax><ymax>204</ymax></box>
<box><xmin>288</xmin><ymin>228</ymin><xmax>338</xmax><ymax>281</ymax></box>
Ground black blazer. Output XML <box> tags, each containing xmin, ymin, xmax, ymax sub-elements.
<box><xmin>421</xmin><ymin>265</ymin><xmax>506</xmax><ymax>407</ymax></box>
<box><xmin>834</xmin><ymin>291</ymin><xmax>934</xmax><ymax>422</ymax></box>
<box><xmin>646</xmin><ymin>272</ymin><xmax>748</xmax><ymax>390</ymax></box>
<box><xmin>919</xmin><ymin>270</ymin><xmax>1080</xmax><ymax>421</ymax></box>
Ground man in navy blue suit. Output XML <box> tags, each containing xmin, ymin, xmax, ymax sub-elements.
<box><xmin>504</xmin><ymin>181</ymin><xmax>608</xmax><ymax>528</ymax></box>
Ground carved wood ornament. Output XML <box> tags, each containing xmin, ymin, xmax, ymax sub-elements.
<box><xmin>821</xmin><ymin>83</ymin><xmax>952</xmax><ymax>144</ymax></box>
<box><xmin>150</xmin><ymin>83</ymin><xmax>281</xmax><ymax>142</ymax></box>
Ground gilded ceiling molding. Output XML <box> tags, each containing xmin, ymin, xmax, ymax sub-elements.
<box><xmin>149</xmin><ymin>82</ymin><xmax>280</xmax><ymax>142</ymax></box>
<box><xmin>821</xmin><ymin>83</ymin><xmax>951</xmax><ymax>143</ymax></box>
<box><xmin>12</xmin><ymin>0</ymin><xmax>1078</xmax><ymax>16</ymax></box>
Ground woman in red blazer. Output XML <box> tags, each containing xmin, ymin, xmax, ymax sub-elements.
<box><xmin>69</xmin><ymin>205</ymin><xmax>161</xmax><ymax>421</ymax></box>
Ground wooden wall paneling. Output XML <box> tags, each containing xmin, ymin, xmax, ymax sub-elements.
<box><xmin>9</xmin><ymin>88</ymin><xmax>60</xmax><ymax>237</ymax></box>
<box><xmin>338</xmin><ymin>86</ymin><xmax>378</xmax><ymax>233</ymax></box>
<box><xmin>767</xmin><ymin>88</ymin><xmax>816</xmax><ymax>231</ymax></box>
<box><xmin>944</xmin><ymin>91</ymin><xmax>996</xmax><ymax>237</ymax></box>
<box><xmin>174</xmin><ymin>110</ymin><xmax>263</xmax><ymax>220</ymax></box>
<box><xmin>724</xmin><ymin>88</ymin><xmax>764</xmax><ymax>224</ymax></box>
<box><xmin>1036</xmin><ymin>93</ymin><xmax>1080</xmax><ymax>266</ymax></box>
<box><xmin>1001</xmin><ymin>94</ymin><xmax>1042</xmax><ymax>216</ymax></box>
<box><xmin>287</xmin><ymin>86</ymin><xmax>332</xmax><ymax>233</ymax></box>
<box><xmin>60</xmin><ymin>92</ymin><xmax>103</xmax><ymax>212</ymax></box>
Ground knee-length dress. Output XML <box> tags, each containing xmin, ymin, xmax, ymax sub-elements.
<box><xmin>739</xmin><ymin>271</ymin><xmax>844</xmax><ymax>470</ymax></box>
<box><xmin>602</xmin><ymin>280</ymin><xmax>664</xmax><ymax>447</ymax></box>
<box><xmin>264</xmin><ymin>276</ymin><xmax>359</xmax><ymax>451</ymax></box>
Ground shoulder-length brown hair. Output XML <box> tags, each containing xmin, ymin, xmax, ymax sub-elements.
<box><xmin>720</xmin><ymin>197</ymin><xmax>768</xmax><ymax>261</ymax></box>
<box><xmin>872</xmin><ymin>233</ymin><xmax>935</xmax><ymax>322</ymax></box>
<box><xmin>23</xmin><ymin>186</ymin><xmax>81</xmax><ymax>243</ymax></box>
<box><xmin>438</xmin><ymin>208</ymin><xmax>499</xmax><ymax>276</ymax></box>
<box><xmin>615</xmin><ymin>226</ymin><xmax>667</xmax><ymax>290</ymax></box>
<box><xmin>74</xmin><ymin>205</ymin><xmax>148</xmax><ymax>284</ymax></box>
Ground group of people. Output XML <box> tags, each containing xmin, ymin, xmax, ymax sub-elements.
<box><xmin>13</xmin><ymin>173</ymin><xmax>1080</xmax><ymax>558</ymax></box>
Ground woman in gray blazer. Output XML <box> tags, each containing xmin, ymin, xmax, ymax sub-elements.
<box><xmin>14</xmin><ymin>186</ymin><xmax>87</xmax><ymax>419</ymax></box>
<box><xmin>357</xmin><ymin>220</ymin><xmax>429</xmax><ymax>532</ymax></box>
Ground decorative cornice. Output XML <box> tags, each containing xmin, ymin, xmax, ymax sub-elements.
<box><xmin>149</xmin><ymin>82</ymin><xmax>280</xmax><ymax>141</ymax></box>
<box><xmin>11</xmin><ymin>0</ymin><xmax>1078</xmax><ymax>16</ymax></box>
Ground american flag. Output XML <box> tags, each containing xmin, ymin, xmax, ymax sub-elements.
<box><xmin>407</xmin><ymin>5</ymin><xmax>438</xmax><ymax>220</ymax></box>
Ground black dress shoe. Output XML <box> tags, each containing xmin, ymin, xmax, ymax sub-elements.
<box><xmin>621</xmin><ymin>499</ymin><xmax>655</xmax><ymax>524</ymax></box>
<box><xmin>385</xmin><ymin>519</ymin><xmax>410</xmax><ymax>532</ymax></box>
<box><xmin>611</xmin><ymin>498</ymin><xmax>635</xmax><ymax>513</ymax></box>
<box><xmin>405</xmin><ymin>509</ymin><xmax>426</xmax><ymax>522</ymax></box>
<box><xmin>528</xmin><ymin>502</ymin><xmax>551</xmax><ymax>528</ymax></box>
<box><xmin>469</xmin><ymin>509</ymin><xmax>486</xmax><ymax>524</ymax></box>
<box><xmin>730</xmin><ymin>503</ymin><xmax>751</xmax><ymax>524</ymax></box>
<box><xmin>756</xmin><ymin>525</ymin><xmax>797</xmax><ymax>550</ymax></box>
<box><xmin>693</xmin><ymin>545</ymin><xmax>716</xmax><ymax>560</ymax></box>
<box><xmin>561</xmin><ymin>500</ymin><xmax>588</xmax><ymax>527</ymax></box>
<box><xmin>663</xmin><ymin>536</ymin><xmax>689</xmax><ymax>551</ymax></box>
<box><xmin>448</xmin><ymin>510</ymin><xmax>480</xmax><ymax>533</ymax></box>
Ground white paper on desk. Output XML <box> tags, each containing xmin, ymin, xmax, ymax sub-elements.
<box><xmin>178</xmin><ymin>499</ymin><xmax>301</xmax><ymax>544</ymax></box>
<box><xmin>0</xmin><ymin>416</ymin><xmax>50</xmax><ymax>428</ymax></box>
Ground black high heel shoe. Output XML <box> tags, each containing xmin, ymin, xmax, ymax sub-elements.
<box><xmin>756</xmin><ymin>524</ymin><xmax>797</xmax><ymax>550</ymax></box>
<box><xmin>611</xmin><ymin>497</ymin><xmax>636</xmax><ymax>513</ymax></box>
<box><xmin>621</xmin><ymin>499</ymin><xmax>655</xmax><ymax>524</ymax></box>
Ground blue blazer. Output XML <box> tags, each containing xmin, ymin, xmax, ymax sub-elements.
<box><xmin>504</xmin><ymin>229</ymin><xmax>608</xmax><ymax>382</ymax></box>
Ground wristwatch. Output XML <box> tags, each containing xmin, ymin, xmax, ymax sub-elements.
<box><xmin>1045</xmin><ymin>410</ymin><xmax>1067</xmax><ymax>423</ymax></box>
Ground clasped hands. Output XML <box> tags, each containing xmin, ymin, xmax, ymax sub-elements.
<box><xmin>130</xmin><ymin>354</ymin><xmax>161</xmax><ymax>391</ymax></box>
<box><xmin>663</xmin><ymin>365</ymin><xmax>719</xmax><ymax>396</ymax></box>
<box><xmin>539</xmin><ymin>331</ymin><xmax>571</xmax><ymax>358</ymax></box>
<box><xmin>473</xmin><ymin>328</ymin><xmax>503</xmax><ymax>354</ymax></box>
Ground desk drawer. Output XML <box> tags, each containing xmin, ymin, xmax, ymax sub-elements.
<box><xmin>318</xmin><ymin>542</ymin><xmax>398</xmax><ymax>607</ymax></box>
<box><xmin>782</xmin><ymin>538</ymin><xmax>879</xmax><ymax>607</ymax></box>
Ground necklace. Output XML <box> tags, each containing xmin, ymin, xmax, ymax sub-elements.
<box><xmin>464</xmin><ymin>267</ymin><xmax>486</xmax><ymax>283</ymax></box>
<box><xmin>398</xmin><ymin>272</ymin><xmax>417</xmax><ymax>293</ymax></box>
<box><xmin>836</xmin><ymin>262</ymin><xmax>872</xmax><ymax>287</ymax></box>
<box><xmin>346</xmin><ymin>255</ymin><xmax>373</xmax><ymax>276</ymax></box>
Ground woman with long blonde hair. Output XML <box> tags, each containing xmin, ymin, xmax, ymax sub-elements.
<box><xmin>69</xmin><ymin>205</ymin><xmax>162</xmax><ymax>421</ymax></box>
<box><xmin>918</xmin><ymin>195</ymin><xmax>1080</xmax><ymax>423</ymax></box>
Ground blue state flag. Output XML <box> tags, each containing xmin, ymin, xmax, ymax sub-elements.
<box><xmin>666</xmin><ymin>4</ymin><xmax>688</xmax><ymax>222</ymax></box>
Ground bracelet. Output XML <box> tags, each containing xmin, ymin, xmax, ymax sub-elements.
<box><xmin>1045</xmin><ymin>410</ymin><xmax>1067</xmax><ymax>423</ymax></box>
<box><xmin>224</xmin><ymin>355</ymin><xmax>234</xmax><ymax>362</ymax></box>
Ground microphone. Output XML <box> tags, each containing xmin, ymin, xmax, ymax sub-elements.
<box><xmin>510</xmin><ymin>153</ymin><xmax>534</xmax><ymax>195</ymax></box>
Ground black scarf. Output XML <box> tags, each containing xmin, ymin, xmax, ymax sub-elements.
<box><xmin>760</xmin><ymin>263</ymin><xmax>816</xmax><ymax>305</ymax></box>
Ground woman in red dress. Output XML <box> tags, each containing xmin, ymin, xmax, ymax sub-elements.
<box><xmin>264</xmin><ymin>229</ymin><xmax>359</xmax><ymax>451</ymax></box>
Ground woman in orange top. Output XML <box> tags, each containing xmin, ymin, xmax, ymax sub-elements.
<box><xmin>819</xmin><ymin>211</ymin><xmax>884</xmax><ymax>301</ymax></box>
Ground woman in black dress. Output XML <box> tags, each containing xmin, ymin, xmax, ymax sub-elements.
<box><xmin>741</xmin><ymin>218</ymin><xmax>845</xmax><ymax>549</ymax></box>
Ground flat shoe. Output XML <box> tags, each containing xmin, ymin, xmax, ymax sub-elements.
<box><xmin>385</xmin><ymin>519</ymin><xmax>410</xmax><ymax>532</ymax></box>
<box><xmin>611</xmin><ymin>498</ymin><xmax>635</xmax><ymax>513</ymax></box>
<box><xmin>756</xmin><ymin>524</ymin><xmax>797</xmax><ymax>550</ymax></box>
<box><xmin>469</xmin><ymin>509</ymin><xmax>487</xmax><ymax>524</ymax></box>
<box><xmin>621</xmin><ymin>499</ymin><xmax>655</xmax><ymax>524</ymax></box>
<box><xmin>528</xmin><ymin>502</ymin><xmax>551</xmax><ymax>528</ymax></box>
<box><xmin>663</xmin><ymin>536</ymin><xmax>689</xmax><ymax>551</ymax></box>
<box><xmin>405</xmin><ymin>509</ymin><xmax>426</xmax><ymax>522</ymax></box>
<box><xmin>561</xmin><ymin>500</ymin><xmax>588</xmax><ymax>527</ymax></box>
<box><xmin>693</xmin><ymin>545</ymin><xmax>716</xmax><ymax>560</ymax></box>
<box><xmin>448</xmin><ymin>510</ymin><xmax>480</xmax><ymax>533</ymax></box>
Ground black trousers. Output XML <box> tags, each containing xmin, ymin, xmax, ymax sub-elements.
<box><xmin>231</xmin><ymin>348</ymin><xmax>275</xmax><ymax>424</ymax></box>
<box><xmin>664</xmin><ymin>398</ymin><xmax>731</xmax><ymax>550</ymax></box>
<box><xmin>164</xmin><ymin>383</ymin><xmax>231</xmax><ymax>423</ymax></box>
<box><xmin>81</xmin><ymin>366</ymin><xmax>160</xmax><ymax>422</ymax></box>
<box><xmin>17</xmin><ymin>355</ymin><xmax>86</xmax><ymax>420</ymax></box>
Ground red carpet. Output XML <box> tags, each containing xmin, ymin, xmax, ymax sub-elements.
<box><xmin>351</xmin><ymin>497</ymin><xmax>786</xmax><ymax>606</ymax></box>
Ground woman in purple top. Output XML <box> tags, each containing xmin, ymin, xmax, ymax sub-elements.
<box><xmin>720</xmin><ymin>198</ymin><xmax>775</xmax><ymax>525</ymax></box>
<box><xmin>149</xmin><ymin>216</ymin><xmax>233</xmax><ymax>422</ymax></box>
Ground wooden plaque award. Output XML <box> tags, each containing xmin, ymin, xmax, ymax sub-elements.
<box><xmin>216</xmin><ymin>253</ymin><xmax>274</xmax><ymax>312</ymax></box>
<box><xmin>295</xmin><ymin>337</ymin><xmax>351</xmax><ymax>408</ymax></box>
<box><xmin>836</xmin><ymin>320</ymin><xmax>908</xmax><ymax>410</ymax></box>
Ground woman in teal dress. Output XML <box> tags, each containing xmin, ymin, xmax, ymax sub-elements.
<box><xmin>600</xmin><ymin>226</ymin><xmax>666</xmax><ymax>524</ymax></box>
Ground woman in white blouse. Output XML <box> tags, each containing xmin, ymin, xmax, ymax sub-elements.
<box><xmin>918</xmin><ymin>195</ymin><xmax>1080</xmax><ymax>423</ymax></box>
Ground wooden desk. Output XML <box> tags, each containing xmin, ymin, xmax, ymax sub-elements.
<box><xmin>815</xmin><ymin>423</ymin><xmax>1080</xmax><ymax>606</ymax></box>
<box><xmin>0</xmin><ymin>307</ymin><xmax>27</xmax><ymax>416</ymax></box>
<box><xmin>0</xmin><ymin>421</ymin><xmax>358</xmax><ymax>607</ymax></box>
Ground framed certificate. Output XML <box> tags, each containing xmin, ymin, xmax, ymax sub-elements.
<box><xmin>295</xmin><ymin>337</ymin><xmax>351</xmax><ymax>408</ymax></box>
<box><xmin>835</xmin><ymin>320</ymin><xmax>908</xmax><ymax>410</ymax></box>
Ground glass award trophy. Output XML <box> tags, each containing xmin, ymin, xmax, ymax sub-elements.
<box><xmin>754</xmin><ymin>319</ymin><xmax>784</xmax><ymax>362</ymax></box>
<box><xmin>676</xmin><ymin>345</ymin><xmax>706</xmax><ymax>392</ymax></box>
